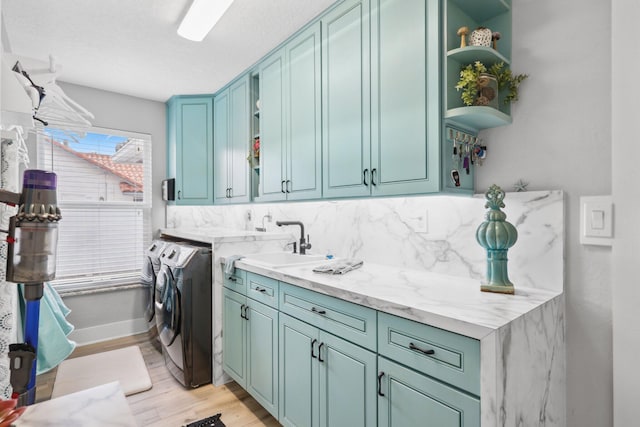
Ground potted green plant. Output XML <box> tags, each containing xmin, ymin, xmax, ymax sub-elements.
<box><xmin>456</xmin><ymin>61</ymin><xmax>528</xmax><ymax>107</ymax></box>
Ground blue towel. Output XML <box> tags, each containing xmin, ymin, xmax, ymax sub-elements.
<box><xmin>224</xmin><ymin>255</ymin><xmax>245</xmax><ymax>275</ymax></box>
<box><xmin>18</xmin><ymin>283</ymin><xmax>76</xmax><ymax>375</ymax></box>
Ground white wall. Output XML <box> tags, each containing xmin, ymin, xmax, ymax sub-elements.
<box><xmin>475</xmin><ymin>1</ymin><xmax>613</xmax><ymax>425</ymax></box>
<box><xmin>612</xmin><ymin>0</ymin><xmax>639</xmax><ymax>425</ymax></box>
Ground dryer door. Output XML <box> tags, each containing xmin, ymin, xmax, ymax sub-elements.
<box><xmin>156</xmin><ymin>265</ymin><xmax>181</xmax><ymax>348</ymax></box>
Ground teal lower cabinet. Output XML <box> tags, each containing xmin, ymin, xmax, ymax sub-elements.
<box><xmin>279</xmin><ymin>313</ymin><xmax>377</xmax><ymax>427</ymax></box>
<box><xmin>377</xmin><ymin>357</ymin><xmax>480</xmax><ymax>427</ymax></box>
<box><xmin>222</xmin><ymin>287</ymin><xmax>279</xmax><ymax>418</ymax></box>
<box><xmin>225</xmin><ymin>271</ymin><xmax>481</xmax><ymax>426</ymax></box>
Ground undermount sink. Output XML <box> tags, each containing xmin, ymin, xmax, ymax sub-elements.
<box><xmin>243</xmin><ymin>252</ymin><xmax>327</xmax><ymax>268</ymax></box>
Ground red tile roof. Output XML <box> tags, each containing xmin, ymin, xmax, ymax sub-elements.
<box><xmin>53</xmin><ymin>140</ymin><xmax>143</xmax><ymax>192</ymax></box>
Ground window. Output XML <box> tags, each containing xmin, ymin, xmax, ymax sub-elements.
<box><xmin>37</xmin><ymin>127</ymin><xmax>152</xmax><ymax>292</ymax></box>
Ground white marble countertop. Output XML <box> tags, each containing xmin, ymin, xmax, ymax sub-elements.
<box><xmin>160</xmin><ymin>227</ymin><xmax>290</xmax><ymax>244</ymax></box>
<box><xmin>233</xmin><ymin>258</ymin><xmax>562</xmax><ymax>340</ymax></box>
<box><xmin>15</xmin><ymin>382</ymin><xmax>137</xmax><ymax>426</ymax></box>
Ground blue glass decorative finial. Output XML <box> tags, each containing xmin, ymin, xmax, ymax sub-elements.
<box><xmin>476</xmin><ymin>185</ymin><xmax>518</xmax><ymax>294</ymax></box>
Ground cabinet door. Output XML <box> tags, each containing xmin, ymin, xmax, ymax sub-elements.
<box><xmin>286</xmin><ymin>23</ymin><xmax>322</xmax><ymax>201</ymax></box>
<box><xmin>167</xmin><ymin>96</ymin><xmax>214</xmax><ymax>205</ymax></box>
<box><xmin>246</xmin><ymin>299</ymin><xmax>279</xmax><ymax>419</ymax></box>
<box><xmin>258</xmin><ymin>50</ymin><xmax>287</xmax><ymax>201</ymax></box>
<box><xmin>222</xmin><ymin>288</ymin><xmax>246</xmax><ymax>387</ymax></box>
<box><xmin>318</xmin><ymin>331</ymin><xmax>377</xmax><ymax>427</ymax></box>
<box><xmin>377</xmin><ymin>357</ymin><xmax>480</xmax><ymax>427</ymax></box>
<box><xmin>370</xmin><ymin>0</ymin><xmax>440</xmax><ymax>196</ymax></box>
<box><xmin>213</xmin><ymin>90</ymin><xmax>230</xmax><ymax>204</ymax></box>
<box><xmin>229</xmin><ymin>76</ymin><xmax>250</xmax><ymax>202</ymax></box>
<box><xmin>279</xmin><ymin>314</ymin><xmax>318</xmax><ymax>427</ymax></box>
<box><xmin>322</xmin><ymin>0</ymin><xmax>371</xmax><ymax>199</ymax></box>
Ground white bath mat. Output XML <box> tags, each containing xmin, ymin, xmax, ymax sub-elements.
<box><xmin>51</xmin><ymin>345</ymin><xmax>152</xmax><ymax>398</ymax></box>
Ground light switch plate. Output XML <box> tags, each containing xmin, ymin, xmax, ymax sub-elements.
<box><xmin>580</xmin><ymin>196</ymin><xmax>613</xmax><ymax>246</ymax></box>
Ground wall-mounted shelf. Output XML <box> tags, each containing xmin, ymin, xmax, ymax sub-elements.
<box><xmin>445</xmin><ymin>106</ymin><xmax>512</xmax><ymax>130</ymax></box>
<box><xmin>447</xmin><ymin>46</ymin><xmax>510</xmax><ymax>66</ymax></box>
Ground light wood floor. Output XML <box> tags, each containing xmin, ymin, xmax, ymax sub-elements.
<box><xmin>36</xmin><ymin>332</ymin><xmax>280</xmax><ymax>427</ymax></box>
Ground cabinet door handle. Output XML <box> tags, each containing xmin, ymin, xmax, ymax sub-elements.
<box><xmin>409</xmin><ymin>342</ymin><xmax>435</xmax><ymax>355</ymax></box>
<box><xmin>311</xmin><ymin>338</ymin><xmax>318</xmax><ymax>359</ymax></box>
<box><xmin>377</xmin><ymin>371</ymin><xmax>385</xmax><ymax>397</ymax></box>
<box><xmin>243</xmin><ymin>305</ymin><xmax>249</xmax><ymax>320</ymax></box>
<box><xmin>255</xmin><ymin>287</ymin><xmax>267</xmax><ymax>293</ymax></box>
<box><xmin>371</xmin><ymin>168</ymin><xmax>377</xmax><ymax>186</ymax></box>
<box><xmin>281</xmin><ymin>180</ymin><xmax>286</xmax><ymax>193</ymax></box>
<box><xmin>363</xmin><ymin>168</ymin><xmax>369</xmax><ymax>186</ymax></box>
<box><xmin>286</xmin><ymin>180</ymin><xmax>291</xmax><ymax>193</ymax></box>
<box><xmin>225</xmin><ymin>188</ymin><xmax>229</xmax><ymax>198</ymax></box>
<box><xmin>229</xmin><ymin>187</ymin><xmax>233</xmax><ymax>198</ymax></box>
<box><xmin>318</xmin><ymin>342</ymin><xmax>325</xmax><ymax>362</ymax></box>
<box><xmin>227</xmin><ymin>276</ymin><xmax>237</xmax><ymax>282</ymax></box>
<box><xmin>311</xmin><ymin>307</ymin><xmax>326</xmax><ymax>315</ymax></box>
<box><xmin>240</xmin><ymin>304</ymin><xmax>246</xmax><ymax>319</ymax></box>
<box><xmin>177</xmin><ymin>190</ymin><xmax>181</xmax><ymax>200</ymax></box>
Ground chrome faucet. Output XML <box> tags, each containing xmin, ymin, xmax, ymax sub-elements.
<box><xmin>276</xmin><ymin>220</ymin><xmax>312</xmax><ymax>255</ymax></box>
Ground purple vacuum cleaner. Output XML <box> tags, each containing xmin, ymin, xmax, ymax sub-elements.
<box><xmin>0</xmin><ymin>170</ymin><xmax>61</xmax><ymax>406</ymax></box>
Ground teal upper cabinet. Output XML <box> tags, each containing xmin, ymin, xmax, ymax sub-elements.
<box><xmin>370</xmin><ymin>0</ymin><xmax>441</xmax><ymax>196</ymax></box>
<box><xmin>214</xmin><ymin>75</ymin><xmax>251</xmax><ymax>204</ymax></box>
<box><xmin>323</xmin><ymin>0</ymin><xmax>441</xmax><ymax>199</ymax></box>
<box><xmin>257</xmin><ymin>23</ymin><xmax>322</xmax><ymax>202</ymax></box>
<box><xmin>322</xmin><ymin>0</ymin><xmax>371</xmax><ymax>199</ymax></box>
<box><xmin>166</xmin><ymin>95</ymin><xmax>214</xmax><ymax>205</ymax></box>
<box><xmin>444</xmin><ymin>0</ymin><xmax>513</xmax><ymax>131</ymax></box>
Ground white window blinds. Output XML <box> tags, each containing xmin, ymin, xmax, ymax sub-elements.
<box><xmin>37</xmin><ymin>127</ymin><xmax>152</xmax><ymax>292</ymax></box>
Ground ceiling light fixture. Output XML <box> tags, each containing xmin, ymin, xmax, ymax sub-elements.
<box><xmin>177</xmin><ymin>0</ymin><xmax>235</xmax><ymax>42</ymax></box>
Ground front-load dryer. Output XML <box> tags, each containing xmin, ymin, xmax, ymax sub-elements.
<box><xmin>155</xmin><ymin>242</ymin><xmax>212</xmax><ymax>387</ymax></box>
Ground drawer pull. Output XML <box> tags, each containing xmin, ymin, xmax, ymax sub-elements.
<box><xmin>311</xmin><ymin>339</ymin><xmax>318</xmax><ymax>359</ymax></box>
<box><xmin>409</xmin><ymin>342</ymin><xmax>435</xmax><ymax>355</ymax></box>
<box><xmin>318</xmin><ymin>342</ymin><xmax>325</xmax><ymax>362</ymax></box>
<box><xmin>255</xmin><ymin>287</ymin><xmax>267</xmax><ymax>293</ymax></box>
<box><xmin>228</xmin><ymin>276</ymin><xmax>237</xmax><ymax>282</ymax></box>
<box><xmin>311</xmin><ymin>307</ymin><xmax>326</xmax><ymax>315</ymax></box>
<box><xmin>377</xmin><ymin>372</ymin><xmax>385</xmax><ymax>397</ymax></box>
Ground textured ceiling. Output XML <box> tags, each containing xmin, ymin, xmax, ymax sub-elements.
<box><xmin>2</xmin><ymin>0</ymin><xmax>335</xmax><ymax>102</ymax></box>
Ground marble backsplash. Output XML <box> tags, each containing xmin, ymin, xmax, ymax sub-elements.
<box><xmin>166</xmin><ymin>190</ymin><xmax>564</xmax><ymax>292</ymax></box>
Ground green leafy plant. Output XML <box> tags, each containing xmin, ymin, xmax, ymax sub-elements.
<box><xmin>456</xmin><ymin>61</ymin><xmax>528</xmax><ymax>106</ymax></box>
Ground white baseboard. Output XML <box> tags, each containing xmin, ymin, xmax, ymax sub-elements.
<box><xmin>69</xmin><ymin>318</ymin><xmax>151</xmax><ymax>346</ymax></box>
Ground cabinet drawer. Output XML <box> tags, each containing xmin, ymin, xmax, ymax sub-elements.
<box><xmin>378</xmin><ymin>312</ymin><xmax>480</xmax><ymax>396</ymax></box>
<box><xmin>223</xmin><ymin>266</ymin><xmax>246</xmax><ymax>295</ymax></box>
<box><xmin>279</xmin><ymin>282</ymin><xmax>377</xmax><ymax>351</ymax></box>
<box><xmin>246</xmin><ymin>272</ymin><xmax>279</xmax><ymax>308</ymax></box>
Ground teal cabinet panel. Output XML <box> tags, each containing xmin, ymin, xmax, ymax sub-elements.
<box><xmin>279</xmin><ymin>313</ymin><xmax>317</xmax><ymax>427</ymax></box>
<box><xmin>318</xmin><ymin>330</ymin><xmax>377</xmax><ymax>427</ymax></box>
<box><xmin>257</xmin><ymin>23</ymin><xmax>322</xmax><ymax>202</ymax></box>
<box><xmin>279</xmin><ymin>282</ymin><xmax>377</xmax><ymax>351</ymax></box>
<box><xmin>258</xmin><ymin>50</ymin><xmax>287</xmax><ymax>201</ymax></box>
<box><xmin>166</xmin><ymin>95</ymin><xmax>214</xmax><ymax>205</ymax></box>
<box><xmin>222</xmin><ymin>265</ymin><xmax>246</xmax><ymax>295</ymax></box>
<box><xmin>214</xmin><ymin>75</ymin><xmax>250</xmax><ymax>204</ymax></box>
<box><xmin>322</xmin><ymin>0</ymin><xmax>371</xmax><ymax>198</ymax></box>
<box><xmin>370</xmin><ymin>0</ymin><xmax>441</xmax><ymax>196</ymax></box>
<box><xmin>286</xmin><ymin>22</ymin><xmax>322</xmax><ymax>201</ymax></box>
<box><xmin>222</xmin><ymin>288</ymin><xmax>246</xmax><ymax>387</ymax></box>
<box><xmin>213</xmin><ymin>91</ymin><xmax>230</xmax><ymax>204</ymax></box>
<box><xmin>246</xmin><ymin>298</ymin><xmax>279</xmax><ymax>419</ymax></box>
<box><xmin>229</xmin><ymin>77</ymin><xmax>251</xmax><ymax>202</ymax></box>
<box><xmin>378</xmin><ymin>311</ymin><xmax>480</xmax><ymax>395</ymax></box>
<box><xmin>247</xmin><ymin>272</ymin><xmax>279</xmax><ymax>308</ymax></box>
<box><xmin>378</xmin><ymin>357</ymin><xmax>480</xmax><ymax>427</ymax></box>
